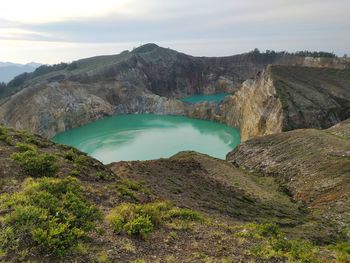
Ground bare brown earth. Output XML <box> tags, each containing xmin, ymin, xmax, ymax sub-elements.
<box><xmin>227</xmin><ymin>119</ymin><xmax>350</xmax><ymax>236</ymax></box>
<box><xmin>109</xmin><ymin>152</ymin><xmax>305</xmax><ymax>224</ymax></box>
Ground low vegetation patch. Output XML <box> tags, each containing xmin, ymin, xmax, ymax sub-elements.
<box><xmin>329</xmin><ymin>242</ymin><xmax>350</xmax><ymax>262</ymax></box>
<box><xmin>0</xmin><ymin>126</ymin><xmax>13</xmax><ymax>145</ymax></box>
<box><xmin>95</xmin><ymin>171</ymin><xmax>112</xmax><ymax>180</ymax></box>
<box><xmin>106</xmin><ymin>201</ymin><xmax>203</xmax><ymax>239</ymax></box>
<box><xmin>236</xmin><ymin>223</ymin><xmax>350</xmax><ymax>262</ymax></box>
<box><xmin>63</xmin><ymin>148</ymin><xmax>89</xmax><ymax>166</ymax></box>
<box><xmin>116</xmin><ymin>179</ymin><xmax>152</xmax><ymax>201</ymax></box>
<box><xmin>10</xmin><ymin>143</ymin><xmax>58</xmax><ymax>176</ymax></box>
<box><xmin>0</xmin><ymin>176</ymin><xmax>101</xmax><ymax>258</ymax></box>
<box><xmin>16</xmin><ymin>130</ymin><xmax>50</xmax><ymax>147</ymax></box>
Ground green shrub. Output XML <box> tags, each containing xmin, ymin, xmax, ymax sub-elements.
<box><xmin>0</xmin><ymin>134</ymin><xmax>13</xmax><ymax>145</ymax></box>
<box><xmin>0</xmin><ymin>177</ymin><xmax>101</xmax><ymax>257</ymax></box>
<box><xmin>255</xmin><ymin>223</ymin><xmax>282</xmax><ymax>238</ymax></box>
<box><xmin>124</xmin><ymin>215</ymin><xmax>153</xmax><ymax>239</ymax></box>
<box><xmin>0</xmin><ymin>126</ymin><xmax>6</xmax><ymax>135</ymax></box>
<box><xmin>241</xmin><ymin>223</ymin><xmax>322</xmax><ymax>262</ymax></box>
<box><xmin>116</xmin><ymin>179</ymin><xmax>151</xmax><ymax>201</ymax></box>
<box><xmin>117</xmin><ymin>184</ymin><xmax>138</xmax><ymax>200</ymax></box>
<box><xmin>15</xmin><ymin>142</ymin><xmax>37</xmax><ymax>152</ymax></box>
<box><xmin>11</xmin><ymin>149</ymin><xmax>58</xmax><ymax>176</ymax></box>
<box><xmin>64</xmin><ymin>149</ymin><xmax>88</xmax><ymax>166</ymax></box>
<box><xmin>288</xmin><ymin>240</ymin><xmax>315</xmax><ymax>262</ymax></box>
<box><xmin>121</xmin><ymin>178</ymin><xmax>142</xmax><ymax>191</ymax></box>
<box><xmin>139</xmin><ymin>201</ymin><xmax>171</xmax><ymax>225</ymax></box>
<box><xmin>108</xmin><ymin>213</ymin><xmax>124</xmax><ymax>234</ymax></box>
<box><xmin>95</xmin><ymin>171</ymin><xmax>112</xmax><ymax>180</ymax></box>
<box><xmin>0</xmin><ymin>127</ymin><xmax>13</xmax><ymax>145</ymax></box>
<box><xmin>70</xmin><ymin>169</ymin><xmax>81</xmax><ymax>177</ymax></box>
<box><xmin>163</xmin><ymin>208</ymin><xmax>203</xmax><ymax>221</ymax></box>
<box><xmin>331</xmin><ymin>242</ymin><xmax>350</xmax><ymax>262</ymax></box>
<box><xmin>236</xmin><ymin>223</ymin><xmax>282</xmax><ymax>239</ymax></box>
<box><xmin>26</xmin><ymin>136</ymin><xmax>48</xmax><ymax>147</ymax></box>
<box><xmin>106</xmin><ymin>201</ymin><xmax>202</xmax><ymax>239</ymax></box>
<box><xmin>97</xmin><ymin>249</ymin><xmax>109</xmax><ymax>263</ymax></box>
<box><xmin>16</xmin><ymin>130</ymin><xmax>49</xmax><ymax>147</ymax></box>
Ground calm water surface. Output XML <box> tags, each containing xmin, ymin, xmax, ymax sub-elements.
<box><xmin>53</xmin><ymin>114</ymin><xmax>240</xmax><ymax>164</ymax></box>
<box><xmin>179</xmin><ymin>93</ymin><xmax>231</xmax><ymax>103</ymax></box>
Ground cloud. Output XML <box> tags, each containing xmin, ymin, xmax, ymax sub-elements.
<box><xmin>1</xmin><ymin>0</ymin><xmax>349</xmax><ymax>63</ymax></box>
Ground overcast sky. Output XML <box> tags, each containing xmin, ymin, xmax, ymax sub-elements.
<box><xmin>0</xmin><ymin>0</ymin><xmax>349</xmax><ymax>64</ymax></box>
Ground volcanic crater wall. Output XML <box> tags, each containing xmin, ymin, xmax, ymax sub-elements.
<box><xmin>219</xmin><ymin>65</ymin><xmax>350</xmax><ymax>141</ymax></box>
<box><xmin>1</xmin><ymin>44</ymin><xmax>350</xmax><ymax>139</ymax></box>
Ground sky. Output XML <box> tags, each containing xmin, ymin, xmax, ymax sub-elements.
<box><xmin>0</xmin><ymin>0</ymin><xmax>349</xmax><ymax>64</ymax></box>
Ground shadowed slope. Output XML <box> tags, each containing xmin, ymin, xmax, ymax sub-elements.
<box><xmin>227</xmin><ymin>119</ymin><xmax>350</xmax><ymax>234</ymax></box>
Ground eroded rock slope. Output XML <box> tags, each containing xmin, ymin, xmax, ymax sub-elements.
<box><xmin>227</xmin><ymin>119</ymin><xmax>350</xmax><ymax>234</ymax></box>
<box><xmin>221</xmin><ymin>65</ymin><xmax>350</xmax><ymax>140</ymax></box>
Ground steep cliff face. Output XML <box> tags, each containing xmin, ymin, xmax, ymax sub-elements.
<box><xmin>1</xmin><ymin>44</ymin><xmax>350</xmax><ymax>138</ymax></box>
<box><xmin>272</xmin><ymin>66</ymin><xmax>350</xmax><ymax>130</ymax></box>
<box><xmin>221</xmin><ymin>65</ymin><xmax>350</xmax><ymax>141</ymax></box>
<box><xmin>0</xmin><ymin>80</ymin><xmax>186</xmax><ymax>138</ymax></box>
<box><xmin>220</xmin><ymin>75</ymin><xmax>283</xmax><ymax>141</ymax></box>
<box><xmin>226</xmin><ymin>120</ymin><xmax>350</xmax><ymax>233</ymax></box>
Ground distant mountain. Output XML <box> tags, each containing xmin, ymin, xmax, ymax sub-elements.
<box><xmin>0</xmin><ymin>62</ymin><xmax>41</xmax><ymax>83</ymax></box>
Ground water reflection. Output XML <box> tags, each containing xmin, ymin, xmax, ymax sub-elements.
<box><xmin>53</xmin><ymin>114</ymin><xmax>240</xmax><ymax>163</ymax></box>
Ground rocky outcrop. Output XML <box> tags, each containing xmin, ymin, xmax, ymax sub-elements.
<box><xmin>0</xmin><ymin>80</ymin><xmax>187</xmax><ymax>138</ymax></box>
<box><xmin>226</xmin><ymin>120</ymin><xmax>350</xmax><ymax>234</ymax></box>
<box><xmin>219</xmin><ymin>76</ymin><xmax>283</xmax><ymax>141</ymax></box>
<box><xmin>220</xmin><ymin>65</ymin><xmax>350</xmax><ymax>141</ymax></box>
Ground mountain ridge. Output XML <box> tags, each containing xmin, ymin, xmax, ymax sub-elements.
<box><xmin>0</xmin><ymin>62</ymin><xmax>41</xmax><ymax>83</ymax></box>
<box><xmin>1</xmin><ymin>44</ymin><xmax>350</xmax><ymax>139</ymax></box>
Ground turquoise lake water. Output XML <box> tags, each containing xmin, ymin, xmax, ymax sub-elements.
<box><xmin>53</xmin><ymin>114</ymin><xmax>240</xmax><ymax>164</ymax></box>
<box><xmin>178</xmin><ymin>93</ymin><xmax>231</xmax><ymax>103</ymax></box>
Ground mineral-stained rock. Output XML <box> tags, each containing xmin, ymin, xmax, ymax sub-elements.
<box><xmin>220</xmin><ymin>65</ymin><xmax>350</xmax><ymax>141</ymax></box>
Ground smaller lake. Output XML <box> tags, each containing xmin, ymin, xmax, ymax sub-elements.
<box><xmin>53</xmin><ymin>114</ymin><xmax>240</xmax><ymax>164</ymax></box>
<box><xmin>179</xmin><ymin>93</ymin><xmax>231</xmax><ymax>104</ymax></box>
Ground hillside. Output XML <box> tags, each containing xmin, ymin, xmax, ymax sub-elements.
<box><xmin>227</xmin><ymin>119</ymin><xmax>350</xmax><ymax>235</ymax></box>
<box><xmin>1</xmin><ymin>125</ymin><xmax>349</xmax><ymax>262</ymax></box>
<box><xmin>1</xmin><ymin>44</ymin><xmax>349</xmax><ymax>139</ymax></box>
<box><xmin>220</xmin><ymin>65</ymin><xmax>350</xmax><ymax>141</ymax></box>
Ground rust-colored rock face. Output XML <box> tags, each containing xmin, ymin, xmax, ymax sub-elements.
<box><xmin>219</xmin><ymin>65</ymin><xmax>350</xmax><ymax>141</ymax></box>
<box><xmin>219</xmin><ymin>73</ymin><xmax>283</xmax><ymax>141</ymax></box>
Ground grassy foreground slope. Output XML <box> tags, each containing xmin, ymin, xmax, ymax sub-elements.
<box><xmin>0</xmin><ymin>125</ymin><xmax>349</xmax><ymax>262</ymax></box>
